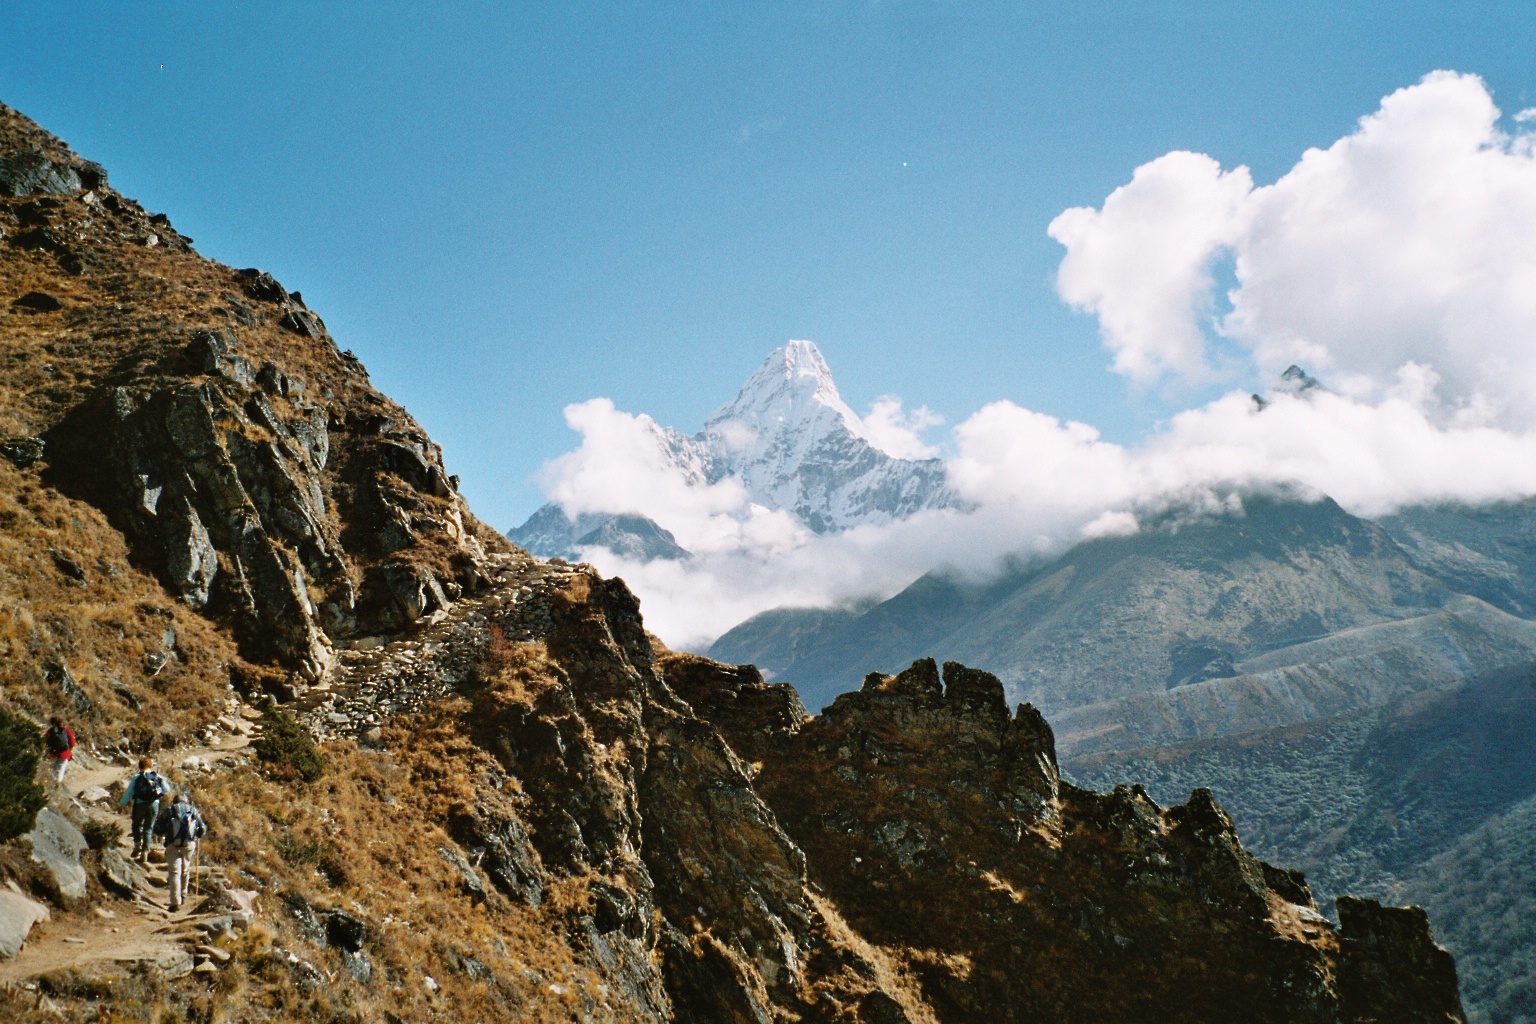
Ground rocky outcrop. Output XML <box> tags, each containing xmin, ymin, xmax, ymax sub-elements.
<box><xmin>43</xmin><ymin>325</ymin><xmax>494</xmax><ymax>681</ymax></box>
<box><xmin>454</xmin><ymin>574</ymin><xmax>932</xmax><ymax>1023</ymax></box>
<box><xmin>664</xmin><ymin>654</ymin><xmax>1467</xmax><ymax>1023</ymax></box>
<box><xmin>23</xmin><ymin>807</ymin><xmax>87</xmax><ymax>903</ymax></box>
<box><xmin>1337</xmin><ymin>897</ymin><xmax>1463</xmax><ymax>1024</ymax></box>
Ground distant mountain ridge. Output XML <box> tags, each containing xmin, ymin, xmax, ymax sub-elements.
<box><xmin>709</xmin><ymin>493</ymin><xmax>1536</xmax><ymax>754</ymax></box>
<box><xmin>1068</xmin><ymin>660</ymin><xmax>1536</xmax><ymax>1023</ymax></box>
<box><xmin>509</xmin><ymin>340</ymin><xmax>961</xmax><ymax>558</ymax></box>
<box><xmin>709</xmin><ymin>491</ymin><xmax>1536</xmax><ymax>1022</ymax></box>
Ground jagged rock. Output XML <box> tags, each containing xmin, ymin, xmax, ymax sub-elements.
<box><xmin>661</xmin><ymin>653</ymin><xmax>1460</xmax><ymax>1022</ymax></box>
<box><xmin>658</xmin><ymin>654</ymin><xmax>807</xmax><ymax>764</ymax></box>
<box><xmin>342</xmin><ymin>948</ymin><xmax>372</xmax><ymax>984</ymax></box>
<box><xmin>377</xmin><ymin>440</ymin><xmax>452</xmax><ymax>497</ymax></box>
<box><xmin>0</xmin><ymin>151</ymin><xmax>80</xmax><ymax>196</ymax></box>
<box><xmin>238</xmin><ymin>268</ymin><xmax>288</xmax><ymax>304</ymax></box>
<box><xmin>280</xmin><ymin>892</ymin><xmax>327</xmax><ymax>946</ymax></box>
<box><xmin>437</xmin><ymin>846</ymin><xmax>488</xmax><ymax>904</ymax></box>
<box><xmin>0</xmin><ymin>889</ymin><xmax>50</xmax><ymax>957</ymax></box>
<box><xmin>43</xmin><ymin>661</ymin><xmax>91</xmax><ymax>714</ymax></box>
<box><xmin>1338</xmin><ymin>896</ymin><xmax>1464</xmax><ymax>1023</ymax></box>
<box><xmin>453</xmin><ymin>800</ymin><xmax>546</xmax><ymax>907</ymax></box>
<box><xmin>43</xmin><ymin>315</ymin><xmax>491</xmax><ymax>674</ymax></box>
<box><xmin>185</xmin><ymin>329</ymin><xmax>254</xmax><ymax>385</ymax></box>
<box><xmin>378</xmin><ymin>562</ymin><xmax>449</xmax><ymax>622</ymax></box>
<box><xmin>161</xmin><ymin>494</ymin><xmax>218</xmax><ymax>607</ymax></box>
<box><xmin>280</xmin><ymin>309</ymin><xmax>325</xmax><ymax>340</ymax></box>
<box><xmin>75</xmin><ymin>160</ymin><xmax>105</xmax><ymax>190</ymax></box>
<box><xmin>0</xmin><ymin>436</ymin><xmax>45</xmax><ymax>467</ymax></box>
<box><xmin>50</xmin><ymin>375</ymin><xmax>342</xmax><ymax>676</ymax></box>
<box><xmin>100</xmin><ymin>847</ymin><xmax>151</xmax><ymax>896</ymax></box>
<box><xmin>25</xmin><ymin>807</ymin><xmax>89</xmax><ymax>902</ymax></box>
<box><xmin>12</xmin><ymin>290</ymin><xmax>62</xmax><ymax>312</ymax></box>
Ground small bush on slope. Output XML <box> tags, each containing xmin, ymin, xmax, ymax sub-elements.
<box><xmin>254</xmin><ymin>707</ymin><xmax>326</xmax><ymax>782</ymax></box>
<box><xmin>0</xmin><ymin>707</ymin><xmax>46</xmax><ymax>842</ymax></box>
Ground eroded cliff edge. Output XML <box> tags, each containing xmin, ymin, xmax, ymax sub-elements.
<box><xmin>664</xmin><ymin>653</ymin><xmax>1465</xmax><ymax>1022</ymax></box>
<box><xmin>0</xmin><ymin>102</ymin><xmax>1463</xmax><ymax>1023</ymax></box>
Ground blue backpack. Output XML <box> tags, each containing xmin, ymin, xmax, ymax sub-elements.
<box><xmin>133</xmin><ymin>771</ymin><xmax>166</xmax><ymax>803</ymax></box>
<box><xmin>170</xmin><ymin>806</ymin><xmax>203</xmax><ymax>844</ymax></box>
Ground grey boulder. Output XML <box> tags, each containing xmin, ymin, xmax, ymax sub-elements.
<box><xmin>26</xmin><ymin>806</ymin><xmax>89</xmax><ymax>901</ymax></box>
<box><xmin>0</xmin><ymin>151</ymin><xmax>80</xmax><ymax>197</ymax></box>
<box><xmin>100</xmin><ymin>847</ymin><xmax>151</xmax><ymax>896</ymax></box>
<box><xmin>0</xmin><ymin>888</ymin><xmax>50</xmax><ymax>957</ymax></box>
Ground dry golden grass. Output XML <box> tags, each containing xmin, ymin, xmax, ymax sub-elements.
<box><xmin>0</xmin><ymin>111</ymin><xmax>624</xmax><ymax>1022</ymax></box>
<box><xmin>167</xmin><ymin>704</ymin><xmax>657</xmax><ymax>1024</ymax></box>
<box><xmin>0</xmin><ymin>458</ymin><xmax>238</xmax><ymax>744</ymax></box>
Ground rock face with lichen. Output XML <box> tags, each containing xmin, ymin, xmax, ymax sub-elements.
<box><xmin>41</xmin><ymin>291</ymin><xmax>494</xmax><ymax>682</ymax></box>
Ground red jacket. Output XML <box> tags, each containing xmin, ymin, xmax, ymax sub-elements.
<box><xmin>46</xmin><ymin>724</ymin><xmax>75</xmax><ymax>760</ymax></box>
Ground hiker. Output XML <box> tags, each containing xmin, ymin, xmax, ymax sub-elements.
<box><xmin>43</xmin><ymin>716</ymin><xmax>76</xmax><ymax>784</ymax></box>
<box><xmin>153</xmin><ymin>792</ymin><xmax>207</xmax><ymax>912</ymax></box>
<box><xmin>118</xmin><ymin>757</ymin><xmax>167</xmax><ymax>862</ymax></box>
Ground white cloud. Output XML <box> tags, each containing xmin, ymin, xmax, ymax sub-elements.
<box><xmin>1053</xmin><ymin>71</ymin><xmax>1536</xmax><ymax>424</ymax></box>
<box><xmin>559</xmin><ymin>376</ymin><xmax>1536</xmax><ymax>650</ymax></box>
<box><xmin>859</xmin><ymin>396</ymin><xmax>944</xmax><ymax>459</ymax></box>
<box><xmin>532</xmin><ymin>72</ymin><xmax>1536</xmax><ymax>651</ymax></box>
<box><xmin>540</xmin><ymin>399</ymin><xmax>759</xmax><ymax>552</ymax></box>
<box><xmin>1049</xmin><ymin>151</ymin><xmax>1253</xmax><ymax>382</ymax></box>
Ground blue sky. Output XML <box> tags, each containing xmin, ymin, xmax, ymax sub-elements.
<box><xmin>4</xmin><ymin>2</ymin><xmax>1535</xmax><ymax>529</ymax></box>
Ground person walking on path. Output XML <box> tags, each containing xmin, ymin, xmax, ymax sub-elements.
<box><xmin>153</xmin><ymin>792</ymin><xmax>207</xmax><ymax>912</ymax></box>
<box><xmin>42</xmin><ymin>717</ymin><xmax>76</xmax><ymax>785</ymax></box>
<box><xmin>118</xmin><ymin>757</ymin><xmax>166</xmax><ymax>862</ymax></box>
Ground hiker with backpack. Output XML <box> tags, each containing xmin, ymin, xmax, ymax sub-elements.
<box><xmin>118</xmin><ymin>757</ymin><xmax>167</xmax><ymax>862</ymax></box>
<box><xmin>153</xmin><ymin>792</ymin><xmax>207</xmax><ymax>912</ymax></box>
<box><xmin>43</xmin><ymin>716</ymin><xmax>76</xmax><ymax>785</ymax></box>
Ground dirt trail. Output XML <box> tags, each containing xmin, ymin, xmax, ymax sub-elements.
<box><xmin>0</xmin><ymin>717</ymin><xmax>259</xmax><ymax>984</ymax></box>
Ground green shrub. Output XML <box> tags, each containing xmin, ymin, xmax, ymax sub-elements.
<box><xmin>81</xmin><ymin>817</ymin><xmax>124</xmax><ymax>851</ymax></box>
<box><xmin>0</xmin><ymin>708</ymin><xmax>48</xmax><ymax>842</ymax></box>
<box><xmin>274</xmin><ymin>829</ymin><xmax>338</xmax><ymax>866</ymax></box>
<box><xmin>254</xmin><ymin>708</ymin><xmax>326</xmax><ymax>782</ymax></box>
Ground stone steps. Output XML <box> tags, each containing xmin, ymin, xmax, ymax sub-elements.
<box><xmin>292</xmin><ymin>563</ymin><xmax>589</xmax><ymax>741</ymax></box>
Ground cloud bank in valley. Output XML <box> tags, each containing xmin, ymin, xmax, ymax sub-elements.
<box><xmin>535</xmin><ymin>72</ymin><xmax>1536</xmax><ymax>648</ymax></box>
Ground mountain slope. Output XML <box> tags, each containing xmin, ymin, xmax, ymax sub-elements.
<box><xmin>1051</xmin><ymin>595</ymin><xmax>1536</xmax><ymax>756</ymax></box>
<box><xmin>1066</xmin><ymin>661</ymin><xmax>1536</xmax><ymax>1024</ymax></box>
<box><xmin>0</xmin><ymin>101</ymin><xmax>1468</xmax><ymax>1024</ymax></box>
<box><xmin>664</xmin><ymin>654</ymin><xmax>1465</xmax><ymax>1024</ymax></box>
<box><xmin>1377</xmin><ymin>498</ymin><xmax>1536</xmax><ymax>618</ymax></box>
<box><xmin>509</xmin><ymin>341</ymin><xmax>960</xmax><ymax>558</ymax></box>
<box><xmin>714</xmin><ymin>494</ymin><xmax>1458</xmax><ymax>716</ymax></box>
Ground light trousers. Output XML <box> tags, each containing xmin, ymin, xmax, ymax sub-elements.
<box><xmin>167</xmin><ymin>841</ymin><xmax>196</xmax><ymax>908</ymax></box>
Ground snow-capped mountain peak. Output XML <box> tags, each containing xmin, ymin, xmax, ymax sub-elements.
<box><xmin>705</xmin><ymin>340</ymin><xmax>867</xmax><ymax>446</ymax></box>
<box><xmin>509</xmin><ymin>339</ymin><xmax>963</xmax><ymax>557</ymax></box>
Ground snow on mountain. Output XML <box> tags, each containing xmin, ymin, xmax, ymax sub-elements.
<box><xmin>510</xmin><ymin>341</ymin><xmax>961</xmax><ymax>557</ymax></box>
